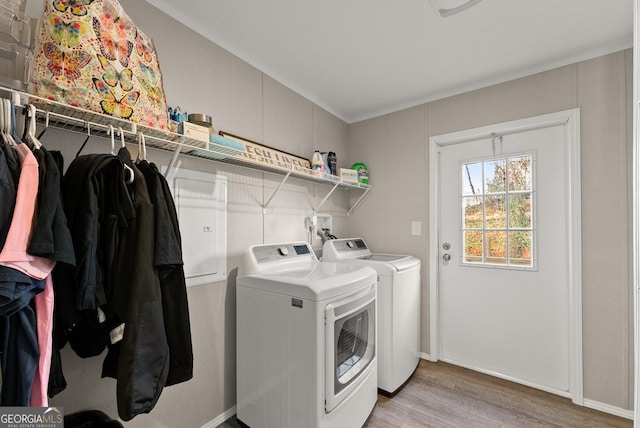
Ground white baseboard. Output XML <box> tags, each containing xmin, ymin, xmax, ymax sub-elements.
<box><xmin>583</xmin><ymin>399</ymin><xmax>634</xmax><ymax>420</ymax></box>
<box><xmin>420</xmin><ymin>352</ymin><xmax>435</xmax><ymax>361</ymax></box>
<box><xmin>201</xmin><ymin>405</ymin><xmax>237</xmax><ymax>428</ymax></box>
<box><xmin>419</xmin><ymin>355</ymin><xmax>633</xmax><ymax>421</ymax></box>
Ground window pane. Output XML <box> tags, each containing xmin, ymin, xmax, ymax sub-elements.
<box><xmin>508</xmin><ymin>193</ymin><xmax>532</xmax><ymax>228</ymax></box>
<box><xmin>508</xmin><ymin>155</ymin><xmax>532</xmax><ymax>191</ymax></box>
<box><xmin>462</xmin><ymin>162</ymin><xmax>482</xmax><ymax>196</ymax></box>
<box><xmin>463</xmin><ymin>196</ymin><xmax>483</xmax><ymax>228</ymax></box>
<box><xmin>464</xmin><ymin>231</ymin><xmax>483</xmax><ymax>263</ymax></box>
<box><xmin>460</xmin><ymin>153</ymin><xmax>535</xmax><ymax>269</ymax></box>
<box><xmin>509</xmin><ymin>231</ymin><xmax>532</xmax><ymax>266</ymax></box>
<box><xmin>485</xmin><ymin>195</ymin><xmax>506</xmax><ymax>228</ymax></box>
<box><xmin>484</xmin><ymin>159</ymin><xmax>506</xmax><ymax>193</ymax></box>
<box><xmin>485</xmin><ymin>231</ymin><xmax>507</xmax><ymax>264</ymax></box>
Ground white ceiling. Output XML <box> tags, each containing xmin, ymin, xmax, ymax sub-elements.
<box><xmin>145</xmin><ymin>0</ymin><xmax>633</xmax><ymax>123</ymax></box>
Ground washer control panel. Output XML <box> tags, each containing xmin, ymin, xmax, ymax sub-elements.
<box><xmin>336</xmin><ymin>239</ymin><xmax>368</xmax><ymax>252</ymax></box>
<box><xmin>322</xmin><ymin>238</ymin><xmax>373</xmax><ymax>261</ymax></box>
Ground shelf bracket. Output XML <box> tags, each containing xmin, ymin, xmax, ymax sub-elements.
<box><xmin>313</xmin><ymin>181</ymin><xmax>340</xmax><ymax>213</ymax></box>
<box><xmin>347</xmin><ymin>186</ymin><xmax>372</xmax><ymax>216</ymax></box>
<box><xmin>262</xmin><ymin>168</ymin><xmax>293</xmax><ymax>211</ymax></box>
<box><xmin>164</xmin><ymin>137</ymin><xmax>184</xmax><ymax>180</ymax></box>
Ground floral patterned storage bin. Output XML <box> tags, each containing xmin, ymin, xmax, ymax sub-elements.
<box><xmin>29</xmin><ymin>0</ymin><xmax>170</xmax><ymax>131</ymax></box>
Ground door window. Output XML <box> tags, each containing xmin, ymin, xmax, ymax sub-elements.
<box><xmin>462</xmin><ymin>153</ymin><xmax>534</xmax><ymax>268</ymax></box>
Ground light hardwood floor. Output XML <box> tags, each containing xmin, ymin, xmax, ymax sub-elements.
<box><xmin>223</xmin><ymin>359</ymin><xmax>633</xmax><ymax>427</ymax></box>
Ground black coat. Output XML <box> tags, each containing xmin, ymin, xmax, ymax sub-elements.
<box><xmin>101</xmin><ymin>148</ymin><xmax>169</xmax><ymax>421</ymax></box>
<box><xmin>137</xmin><ymin>160</ymin><xmax>193</xmax><ymax>386</ymax></box>
<box><xmin>55</xmin><ymin>149</ymin><xmax>191</xmax><ymax>420</ymax></box>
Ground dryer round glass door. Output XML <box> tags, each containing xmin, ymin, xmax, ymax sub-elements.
<box><xmin>324</xmin><ymin>285</ymin><xmax>376</xmax><ymax>413</ymax></box>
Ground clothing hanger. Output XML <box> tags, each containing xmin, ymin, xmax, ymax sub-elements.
<box><xmin>0</xmin><ymin>99</ymin><xmax>12</xmax><ymax>146</ymax></box>
<box><xmin>111</xmin><ymin>125</ymin><xmax>134</xmax><ymax>183</ymax></box>
<box><xmin>23</xmin><ymin>104</ymin><xmax>42</xmax><ymax>150</ymax></box>
<box><xmin>0</xmin><ymin>99</ymin><xmax>5</xmax><ymax>143</ymax></box>
<box><xmin>10</xmin><ymin>99</ymin><xmax>20</xmax><ymax>143</ymax></box>
<box><xmin>20</xmin><ymin>104</ymin><xmax>36</xmax><ymax>150</ymax></box>
<box><xmin>21</xmin><ymin>105</ymin><xmax>29</xmax><ymax>142</ymax></box>
<box><xmin>3</xmin><ymin>99</ymin><xmax>17</xmax><ymax>146</ymax></box>
<box><xmin>74</xmin><ymin>121</ymin><xmax>91</xmax><ymax>158</ymax></box>
<box><xmin>115</xmin><ymin>127</ymin><xmax>135</xmax><ymax>184</ymax></box>
<box><xmin>36</xmin><ymin>112</ymin><xmax>49</xmax><ymax>140</ymax></box>
<box><xmin>118</xmin><ymin>127</ymin><xmax>125</xmax><ymax>148</ymax></box>
<box><xmin>136</xmin><ymin>132</ymin><xmax>147</xmax><ymax>162</ymax></box>
<box><xmin>109</xmin><ymin>125</ymin><xmax>115</xmax><ymax>155</ymax></box>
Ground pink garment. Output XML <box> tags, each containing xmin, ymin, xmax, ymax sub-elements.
<box><xmin>30</xmin><ymin>275</ymin><xmax>54</xmax><ymax>407</ymax></box>
<box><xmin>0</xmin><ymin>144</ymin><xmax>55</xmax><ymax>279</ymax></box>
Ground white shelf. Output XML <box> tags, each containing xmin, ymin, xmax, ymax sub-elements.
<box><xmin>1</xmin><ymin>86</ymin><xmax>371</xmax><ymax>214</ymax></box>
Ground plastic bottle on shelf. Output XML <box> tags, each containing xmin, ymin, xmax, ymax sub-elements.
<box><xmin>321</xmin><ymin>152</ymin><xmax>330</xmax><ymax>175</ymax></box>
<box><xmin>311</xmin><ymin>150</ymin><xmax>325</xmax><ymax>175</ymax></box>
<box><xmin>327</xmin><ymin>152</ymin><xmax>337</xmax><ymax>176</ymax></box>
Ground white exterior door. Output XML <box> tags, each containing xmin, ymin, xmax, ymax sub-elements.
<box><xmin>429</xmin><ymin>110</ymin><xmax>582</xmax><ymax>401</ymax></box>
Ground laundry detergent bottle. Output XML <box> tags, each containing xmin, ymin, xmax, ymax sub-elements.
<box><xmin>352</xmin><ymin>162</ymin><xmax>369</xmax><ymax>184</ymax></box>
<box><xmin>311</xmin><ymin>150</ymin><xmax>325</xmax><ymax>174</ymax></box>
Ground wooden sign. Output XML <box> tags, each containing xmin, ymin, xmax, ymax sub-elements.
<box><xmin>219</xmin><ymin>131</ymin><xmax>312</xmax><ymax>174</ymax></box>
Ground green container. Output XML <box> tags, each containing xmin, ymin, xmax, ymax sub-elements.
<box><xmin>351</xmin><ymin>163</ymin><xmax>369</xmax><ymax>184</ymax></box>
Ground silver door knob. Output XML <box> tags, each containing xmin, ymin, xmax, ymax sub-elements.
<box><xmin>442</xmin><ymin>253</ymin><xmax>451</xmax><ymax>261</ymax></box>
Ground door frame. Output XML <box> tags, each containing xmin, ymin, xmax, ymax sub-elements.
<box><xmin>428</xmin><ymin>109</ymin><xmax>583</xmax><ymax>404</ymax></box>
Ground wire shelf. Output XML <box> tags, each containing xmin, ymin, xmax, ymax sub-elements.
<box><xmin>0</xmin><ymin>85</ymin><xmax>371</xmax><ymax>212</ymax></box>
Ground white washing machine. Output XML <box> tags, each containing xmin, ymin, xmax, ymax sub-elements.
<box><xmin>236</xmin><ymin>241</ymin><xmax>378</xmax><ymax>428</ymax></box>
<box><xmin>322</xmin><ymin>238</ymin><xmax>421</xmax><ymax>394</ymax></box>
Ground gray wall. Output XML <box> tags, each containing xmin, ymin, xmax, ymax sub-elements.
<box><xmin>26</xmin><ymin>1</ymin><xmax>351</xmax><ymax>427</ymax></box>
<box><xmin>19</xmin><ymin>0</ymin><xmax>634</xmax><ymax>425</ymax></box>
<box><xmin>349</xmin><ymin>51</ymin><xmax>634</xmax><ymax>410</ymax></box>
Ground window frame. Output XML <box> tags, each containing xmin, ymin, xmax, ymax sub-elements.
<box><xmin>459</xmin><ymin>151</ymin><xmax>537</xmax><ymax>271</ymax></box>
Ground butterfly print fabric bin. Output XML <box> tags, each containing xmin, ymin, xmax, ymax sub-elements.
<box><xmin>29</xmin><ymin>0</ymin><xmax>170</xmax><ymax>131</ymax></box>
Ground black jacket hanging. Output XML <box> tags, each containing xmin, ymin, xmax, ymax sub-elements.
<box><xmin>56</xmin><ymin>154</ymin><xmax>134</xmax><ymax>315</ymax></box>
<box><xmin>0</xmin><ymin>147</ymin><xmax>16</xmax><ymax>250</ymax></box>
<box><xmin>137</xmin><ymin>160</ymin><xmax>193</xmax><ymax>386</ymax></box>
<box><xmin>27</xmin><ymin>147</ymin><xmax>75</xmax><ymax>265</ymax></box>
<box><xmin>52</xmin><ymin>153</ymin><xmax>134</xmax><ymax>366</ymax></box>
<box><xmin>101</xmin><ymin>147</ymin><xmax>169</xmax><ymax>421</ymax></box>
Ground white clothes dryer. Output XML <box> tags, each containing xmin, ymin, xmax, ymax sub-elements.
<box><xmin>322</xmin><ymin>238</ymin><xmax>421</xmax><ymax>395</ymax></box>
<box><xmin>236</xmin><ymin>242</ymin><xmax>378</xmax><ymax>428</ymax></box>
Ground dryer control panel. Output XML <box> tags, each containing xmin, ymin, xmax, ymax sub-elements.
<box><xmin>244</xmin><ymin>242</ymin><xmax>318</xmax><ymax>274</ymax></box>
<box><xmin>254</xmin><ymin>243</ymin><xmax>312</xmax><ymax>262</ymax></box>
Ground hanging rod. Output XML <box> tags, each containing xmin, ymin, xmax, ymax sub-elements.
<box><xmin>0</xmin><ymin>85</ymin><xmax>243</xmax><ymax>162</ymax></box>
<box><xmin>0</xmin><ymin>85</ymin><xmax>372</xmax><ymax>213</ymax></box>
